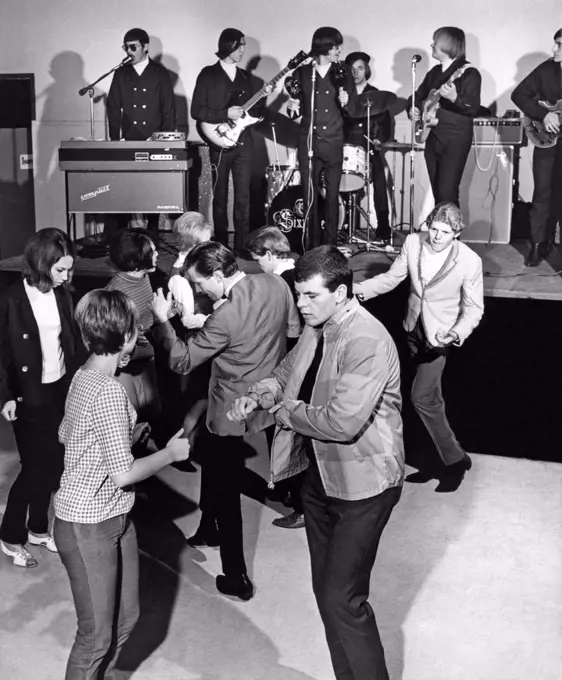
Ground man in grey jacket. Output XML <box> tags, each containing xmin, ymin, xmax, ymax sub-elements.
<box><xmin>152</xmin><ymin>241</ymin><xmax>300</xmax><ymax>601</ymax></box>
<box><xmin>228</xmin><ymin>246</ymin><xmax>404</xmax><ymax>680</ymax></box>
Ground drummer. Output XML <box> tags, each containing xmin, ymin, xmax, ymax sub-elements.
<box><xmin>344</xmin><ymin>51</ymin><xmax>396</xmax><ymax>244</ymax></box>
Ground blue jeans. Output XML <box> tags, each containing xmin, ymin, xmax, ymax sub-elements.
<box><xmin>54</xmin><ymin>514</ymin><xmax>139</xmax><ymax>680</ymax></box>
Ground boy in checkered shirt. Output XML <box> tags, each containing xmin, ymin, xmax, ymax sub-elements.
<box><xmin>54</xmin><ymin>289</ymin><xmax>189</xmax><ymax>679</ymax></box>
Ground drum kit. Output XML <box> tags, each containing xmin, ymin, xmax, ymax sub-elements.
<box><xmin>264</xmin><ymin>141</ymin><xmax>384</xmax><ymax>255</ymax></box>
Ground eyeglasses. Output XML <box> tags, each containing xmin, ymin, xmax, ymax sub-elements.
<box><xmin>122</xmin><ymin>43</ymin><xmax>140</xmax><ymax>52</ymax></box>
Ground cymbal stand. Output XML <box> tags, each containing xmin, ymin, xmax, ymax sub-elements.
<box><xmin>350</xmin><ymin>99</ymin><xmax>379</xmax><ymax>253</ymax></box>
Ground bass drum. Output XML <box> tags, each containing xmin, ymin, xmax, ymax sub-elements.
<box><xmin>265</xmin><ymin>170</ymin><xmax>344</xmax><ymax>254</ymax></box>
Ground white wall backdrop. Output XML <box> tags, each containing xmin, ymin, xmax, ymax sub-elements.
<box><xmin>1</xmin><ymin>0</ymin><xmax>561</xmax><ymax>232</ymax></box>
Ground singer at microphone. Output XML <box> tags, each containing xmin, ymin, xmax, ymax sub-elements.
<box><xmin>104</xmin><ymin>27</ymin><xmax>177</xmax><ymax>241</ymax></box>
<box><xmin>283</xmin><ymin>27</ymin><xmax>359</xmax><ymax>250</ymax></box>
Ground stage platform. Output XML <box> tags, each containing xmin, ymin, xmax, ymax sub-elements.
<box><xmin>1</xmin><ymin>236</ymin><xmax>562</xmax><ymax>301</ymax></box>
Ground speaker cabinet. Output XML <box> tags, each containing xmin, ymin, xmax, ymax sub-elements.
<box><xmin>459</xmin><ymin>145</ymin><xmax>517</xmax><ymax>244</ymax></box>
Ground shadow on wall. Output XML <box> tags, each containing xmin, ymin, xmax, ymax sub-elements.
<box><xmin>151</xmin><ymin>33</ymin><xmax>189</xmax><ymax>135</ymax></box>
<box><xmin>390</xmin><ymin>47</ymin><xmax>430</xmax><ymax>118</ymax></box>
<box><xmin>493</xmin><ymin>52</ymin><xmax>550</xmax><ymax>116</ymax></box>
<box><xmin>466</xmin><ymin>33</ymin><xmax>496</xmax><ymax>112</ymax></box>
<box><xmin>35</xmin><ymin>51</ymin><xmax>87</xmax><ymax>206</ymax></box>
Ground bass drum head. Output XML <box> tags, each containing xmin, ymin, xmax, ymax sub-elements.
<box><xmin>266</xmin><ymin>185</ymin><xmax>344</xmax><ymax>255</ymax></box>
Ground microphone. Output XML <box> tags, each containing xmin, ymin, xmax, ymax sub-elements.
<box><xmin>121</xmin><ymin>55</ymin><xmax>134</xmax><ymax>66</ymax></box>
<box><xmin>412</xmin><ymin>54</ymin><xmax>422</xmax><ymax>64</ymax></box>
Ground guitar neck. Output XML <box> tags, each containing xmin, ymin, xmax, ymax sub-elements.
<box><xmin>242</xmin><ymin>65</ymin><xmax>292</xmax><ymax>113</ymax></box>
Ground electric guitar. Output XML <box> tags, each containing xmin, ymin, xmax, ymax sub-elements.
<box><xmin>197</xmin><ymin>50</ymin><xmax>308</xmax><ymax>149</ymax></box>
<box><xmin>415</xmin><ymin>63</ymin><xmax>471</xmax><ymax>142</ymax></box>
<box><xmin>523</xmin><ymin>99</ymin><xmax>562</xmax><ymax>148</ymax></box>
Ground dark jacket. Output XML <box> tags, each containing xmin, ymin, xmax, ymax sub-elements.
<box><xmin>291</xmin><ymin>63</ymin><xmax>359</xmax><ymax>142</ymax></box>
<box><xmin>107</xmin><ymin>59</ymin><xmax>175</xmax><ymax>140</ymax></box>
<box><xmin>191</xmin><ymin>61</ymin><xmax>265</xmax><ymax>126</ymax></box>
<box><xmin>409</xmin><ymin>58</ymin><xmax>481</xmax><ymax>141</ymax></box>
<box><xmin>0</xmin><ymin>280</ymin><xmax>82</xmax><ymax>409</ymax></box>
<box><xmin>511</xmin><ymin>59</ymin><xmax>562</xmax><ymax>121</ymax></box>
<box><xmin>344</xmin><ymin>82</ymin><xmax>395</xmax><ymax>146</ymax></box>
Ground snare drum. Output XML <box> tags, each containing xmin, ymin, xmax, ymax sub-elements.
<box><xmin>340</xmin><ymin>144</ymin><xmax>367</xmax><ymax>192</ymax></box>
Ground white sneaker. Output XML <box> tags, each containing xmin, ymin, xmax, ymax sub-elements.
<box><xmin>1</xmin><ymin>541</ymin><xmax>38</xmax><ymax>568</ymax></box>
<box><xmin>28</xmin><ymin>533</ymin><xmax>58</xmax><ymax>553</ymax></box>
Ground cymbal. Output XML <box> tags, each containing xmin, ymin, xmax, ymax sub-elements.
<box><xmin>356</xmin><ymin>90</ymin><xmax>397</xmax><ymax>115</ymax></box>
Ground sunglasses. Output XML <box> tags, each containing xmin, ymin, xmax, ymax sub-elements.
<box><xmin>122</xmin><ymin>43</ymin><xmax>141</xmax><ymax>52</ymax></box>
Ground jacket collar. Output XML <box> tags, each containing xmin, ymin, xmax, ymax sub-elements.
<box><xmin>323</xmin><ymin>296</ymin><xmax>360</xmax><ymax>335</ymax></box>
<box><xmin>416</xmin><ymin>233</ymin><xmax>460</xmax><ymax>289</ymax></box>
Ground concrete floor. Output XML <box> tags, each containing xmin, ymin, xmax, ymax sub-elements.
<box><xmin>0</xmin><ymin>419</ymin><xmax>561</xmax><ymax>680</ymax></box>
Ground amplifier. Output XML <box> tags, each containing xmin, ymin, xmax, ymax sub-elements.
<box><xmin>472</xmin><ymin>118</ymin><xmax>524</xmax><ymax>146</ymax></box>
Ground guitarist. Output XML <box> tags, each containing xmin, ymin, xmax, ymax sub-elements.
<box><xmin>409</xmin><ymin>27</ymin><xmax>481</xmax><ymax>208</ymax></box>
<box><xmin>511</xmin><ymin>29</ymin><xmax>562</xmax><ymax>266</ymax></box>
<box><xmin>191</xmin><ymin>28</ymin><xmax>264</xmax><ymax>251</ymax></box>
<box><xmin>287</xmin><ymin>27</ymin><xmax>357</xmax><ymax>249</ymax></box>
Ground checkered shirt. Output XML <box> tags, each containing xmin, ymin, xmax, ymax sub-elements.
<box><xmin>54</xmin><ymin>368</ymin><xmax>137</xmax><ymax>523</ymax></box>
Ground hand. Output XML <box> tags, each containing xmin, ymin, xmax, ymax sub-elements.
<box><xmin>1</xmin><ymin>400</ymin><xmax>17</xmax><ymax>422</ymax></box>
<box><xmin>226</xmin><ymin>396</ymin><xmax>258</xmax><ymax>422</ymax></box>
<box><xmin>352</xmin><ymin>283</ymin><xmax>364</xmax><ymax>300</ymax></box>
<box><xmin>184</xmin><ymin>313</ymin><xmax>209</xmax><ymax>330</ymax></box>
<box><xmin>435</xmin><ymin>329</ymin><xmax>459</xmax><ymax>346</ymax></box>
<box><xmin>118</xmin><ymin>353</ymin><xmax>131</xmax><ymax>369</ymax></box>
<box><xmin>227</xmin><ymin>106</ymin><xmax>244</xmax><ymax>121</ymax></box>
<box><xmin>439</xmin><ymin>83</ymin><xmax>457</xmax><ymax>102</ymax></box>
<box><xmin>166</xmin><ymin>428</ymin><xmax>190</xmax><ymax>462</ymax></box>
<box><xmin>410</xmin><ymin>106</ymin><xmax>421</xmax><ymax>121</ymax></box>
<box><xmin>543</xmin><ymin>111</ymin><xmax>561</xmax><ymax>134</ymax></box>
<box><xmin>151</xmin><ymin>288</ymin><xmax>175</xmax><ymax>324</ymax></box>
<box><xmin>286</xmin><ymin>98</ymin><xmax>300</xmax><ymax>113</ymax></box>
<box><xmin>338</xmin><ymin>88</ymin><xmax>349</xmax><ymax>107</ymax></box>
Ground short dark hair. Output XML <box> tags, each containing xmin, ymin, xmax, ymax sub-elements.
<box><xmin>433</xmin><ymin>27</ymin><xmax>466</xmax><ymax>60</ymax></box>
<box><xmin>109</xmin><ymin>229</ymin><xmax>155</xmax><ymax>272</ymax></box>
<box><xmin>294</xmin><ymin>245</ymin><xmax>353</xmax><ymax>297</ymax></box>
<box><xmin>426</xmin><ymin>202</ymin><xmax>465</xmax><ymax>233</ymax></box>
<box><xmin>22</xmin><ymin>228</ymin><xmax>75</xmax><ymax>293</ymax></box>
<box><xmin>184</xmin><ymin>241</ymin><xmax>239</xmax><ymax>279</ymax></box>
<box><xmin>245</xmin><ymin>226</ymin><xmax>291</xmax><ymax>257</ymax></box>
<box><xmin>216</xmin><ymin>28</ymin><xmax>245</xmax><ymax>59</ymax></box>
<box><xmin>311</xmin><ymin>27</ymin><xmax>343</xmax><ymax>57</ymax></box>
<box><xmin>123</xmin><ymin>28</ymin><xmax>149</xmax><ymax>46</ymax></box>
<box><xmin>75</xmin><ymin>289</ymin><xmax>138</xmax><ymax>356</ymax></box>
<box><xmin>554</xmin><ymin>28</ymin><xmax>562</xmax><ymax>41</ymax></box>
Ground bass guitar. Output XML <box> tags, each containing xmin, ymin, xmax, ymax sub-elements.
<box><xmin>415</xmin><ymin>63</ymin><xmax>471</xmax><ymax>142</ymax></box>
<box><xmin>523</xmin><ymin>99</ymin><xmax>562</xmax><ymax>148</ymax></box>
<box><xmin>197</xmin><ymin>50</ymin><xmax>308</xmax><ymax>149</ymax></box>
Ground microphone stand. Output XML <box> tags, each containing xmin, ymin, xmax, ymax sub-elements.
<box><xmin>409</xmin><ymin>58</ymin><xmax>419</xmax><ymax>233</ymax></box>
<box><xmin>351</xmin><ymin>98</ymin><xmax>377</xmax><ymax>253</ymax></box>
<box><xmin>303</xmin><ymin>59</ymin><xmax>317</xmax><ymax>251</ymax></box>
<box><xmin>78</xmin><ymin>59</ymin><xmax>131</xmax><ymax>140</ymax></box>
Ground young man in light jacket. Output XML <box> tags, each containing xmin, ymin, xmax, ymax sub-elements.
<box><xmin>228</xmin><ymin>245</ymin><xmax>404</xmax><ymax>680</ymax></box>
<box><xmin>355</xmin><ymin>201</ymin><xmax>484</xmax><ymax>492</ymax></box>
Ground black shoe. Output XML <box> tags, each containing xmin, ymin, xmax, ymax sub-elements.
<box><xmin>186</xmin><ymin>528</ymin><xmax>220</xmax><ymax>548</ymax></box>
<box><xmin>405</xmin><ymin>470</ymin><xmax>437</xmax><ymax>484</ymax></box>
<box><xmin>435</xmin><ymin>454</ymin><xmax>472</xmax><ymax>493</ymax></box>
<box><xmin>216</xmin><ymin>573</ymin><xmax>254</xmax><ymax>601</ymax></box>
<box><xmin>272</xmin><ymin>511</ymin><xmax>305</xmax><ymax>529</ymax></box>
<box><xmin>525</xmin><ymin>243</ymin><xmax>542</xmax><ymax>267</ymax></box>
<box><xmin>538</xmin><ymin>240</ymin><xmax>555</xmax><ymax>261</ymax></box>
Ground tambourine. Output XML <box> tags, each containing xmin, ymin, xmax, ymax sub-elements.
<box><xmin>150</xmin><ymin>131</ymin><xmax>187</xmax><ymax>141</ymax></box>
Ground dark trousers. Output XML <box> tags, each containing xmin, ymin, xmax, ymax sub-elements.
<box><xmin>371</xmin><ymin>151</ymin><xmax>391</xmax><ymax>239</ymax></box>
<box><xmin>424</xmin><ymin>132</ymin><xmax>472</xmax><ymax>207</ymax></box>
<box><xmin>298</xmin><ymin>136</ymin><xmax>344</xmax><ymax>249</ymax></box>
<box><xmin>199</xmin><ymin>432</ymin><xmax>248</xmax><ymax>575</ymax></box>
<box><xmin>302</xmin><ymin>461</ymin><xmax>401</xmax><ymax>680</ymax></box>
<box><xmin>530</xmin><ymin>140</ymin><xmax>562</xmax><ymax>244</ymax></box>
<box><xmin>210</xmin><ymin>143</ymin><xmax>252</xmax><ymax>251</ymax></box>
<box><xmin>0</xmin><ymin>378</ymin><xmax>67</xmax><ymax>545</ymax></box>
<box><xmin>407</xmin><ymin>320</ymin><xmax>465</xmax><ymax>466</ymax></box>
<box><xmin>54</xmin><ymin>514</ymin><xmax>139</xmax><ymax>680</ymax></box>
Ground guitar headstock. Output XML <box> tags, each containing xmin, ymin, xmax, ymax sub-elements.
<box><xmin>287</xmin><ymin>51</ymin><xmax>309</xmax><ymax>70</ymax></box>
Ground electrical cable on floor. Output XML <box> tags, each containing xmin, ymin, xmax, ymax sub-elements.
<box><xmin>484</xmin><ymin>269</ymin><xmax>562</xmax><ymax>278</ymax></box>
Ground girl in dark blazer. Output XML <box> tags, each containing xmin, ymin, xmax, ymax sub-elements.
<box><xmin>0</xmin><ymin>228</ymin><xmax>81</xmax><ymax>567</ymax></box>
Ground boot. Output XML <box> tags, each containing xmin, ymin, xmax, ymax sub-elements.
<box><xmin>525</xmin><ymin>243</ymin><xmax>541</xmax><ymax>267</ymax></box>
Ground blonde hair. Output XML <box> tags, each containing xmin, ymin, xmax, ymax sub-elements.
<box><xmin>173</xmin><ymin>212</ymin><xmax>214</xmax><ymax>253</ymax></box>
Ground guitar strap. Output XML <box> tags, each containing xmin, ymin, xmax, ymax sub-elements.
<box><xmin>435</xmin><ymin>59</ymin><xmax>471</xmax><ymax>90</ymax></box>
